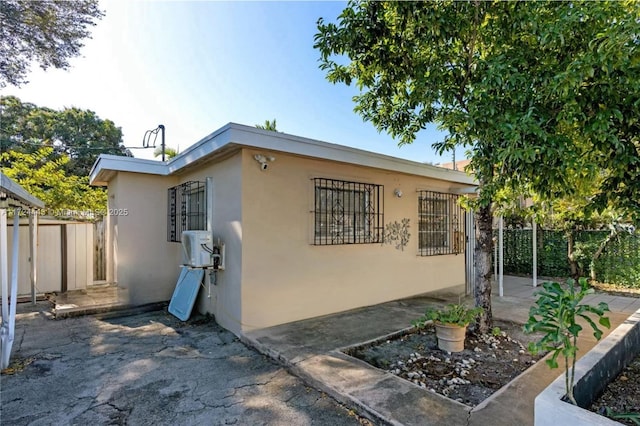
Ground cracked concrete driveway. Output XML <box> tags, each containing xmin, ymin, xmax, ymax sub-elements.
<box><xmin>1</xmin><ymin>304</ymin><xmax>368</xmax><ymax>425</ymax></box>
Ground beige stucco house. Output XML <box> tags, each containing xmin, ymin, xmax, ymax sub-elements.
<box><xmin>90</xmin><ymin>123</ymin><xmax>476</xmax><ymax>335</ymax></box>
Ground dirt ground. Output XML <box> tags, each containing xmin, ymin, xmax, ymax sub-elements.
<box><xmin>589</xmin><ymin>353</ymin><xmax>640</xmax><ymax>425</ymax></box>
<box><xmin>344</xmin><ymin>319</ymin><xmax>545</xmax><ymax>407</ymax></box>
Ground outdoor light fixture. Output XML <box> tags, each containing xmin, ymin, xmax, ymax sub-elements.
<box><xmin>254</xmin><ymin>154</ymin><xmax>275</xmax><ymax>171</ymax></box>
<box><xmin>394</xmin><ymin>188</ymin><xmax>403</xmax><ymax>198</ymax></box>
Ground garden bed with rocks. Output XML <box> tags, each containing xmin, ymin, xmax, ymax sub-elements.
<box><xmin>343</xmin><ymin>319</ymin><xmax>545</xmax><ymax>407</ymax></box>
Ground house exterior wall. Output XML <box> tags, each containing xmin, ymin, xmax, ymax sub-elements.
<box><xmin>108</xmin><ymin>172</ymin><xmax>180</xmax><ymax>305</ymax></box>
<box><xmin>177</xmin><ymin>154</ymin><xmax>244</xmax><ymax>335</ymax></box>
<box><xmin>239</xmin><ymin>149</ymin><xmax>472</xmax><ymax>332</ymax></box>
<box><xmin>99</xmin><ymin>144</ymin><xmax>473</xmax><ymax>334</ymax></box>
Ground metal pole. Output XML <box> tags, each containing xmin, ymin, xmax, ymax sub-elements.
<box><xmin>493</xmin><ymin>236</ymin><xmax>498</xmax><ymax>286</ymax></box>
<box><xmin>1</xmin><ymin>209</ymin><xmax>8</xmax><ymax>327</ymax></box>
<box><xmin>1</xmin><ymin>209</ymin><xmax>19</xmax><ymax>369</ymax></box>
<box><xmin>499</xmin><ymin>215</ymin><xmax>504</xmax><ymax>297</ymax></box>
<box><xmin>8</xmin><ymin>209</ymin><xmax>19</xmax><ymax>343</ymax></box>
<box><xmin>206</xmin><ymin>177</ymin><xmax>213</xmax><ymax>234</ymax></box>
<box><xmin>532</xmin><ymin>220</ymin><xmax>537</xmax><ymax>287</ymax></box>
<box><xmin>29</xmin><ymin>210</ymin><xmax>38</xmax><ymax>304</ymax></box>
<box><xmin>159</xmin><ymin>124</ymin><xmax>165</xmax><ymax>162</ymax></box>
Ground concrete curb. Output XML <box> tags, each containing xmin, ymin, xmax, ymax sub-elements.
<box><xmin>240</xmin><ymin>333</ymin><xmax>395</xmax><ymax>425</ymax></box>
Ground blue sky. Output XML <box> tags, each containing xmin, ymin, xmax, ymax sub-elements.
<box><xmin>2</xmin><ymin>1</ymin><xmax>465</xmax><ymax>164</ymax></box>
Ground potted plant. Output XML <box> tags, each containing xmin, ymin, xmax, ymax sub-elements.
<box><xmin>413</xmin><ymin>303</ymin><xmax>483</xmax><ymax>352</ymax></box>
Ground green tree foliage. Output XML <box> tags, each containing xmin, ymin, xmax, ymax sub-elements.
<box><xmin>154</xmin><ymin>146</ymin><xmax>178</xmax><ymax>160</ymax></box>
<box><xmin>1</xmin><ymin>148</ymin><xmax>106</xmax><ymax>215</ymax></box>
<box><xmin>525</xmin><ymin>278</ymin><xmax>610</xmax><ymax>405</ymax></box>
<box><xmin>0</xmin><ymin>0</ymin><xmax>103</xmax><ymax>87</ymax></box>
<box><xmin>315</xmin><ymin>1</ymin><xmax>640</xmax><ymax>332</ymax></box>
<box><xmin>255</xmin><ymin>119</ymin><xmax>279</xmax><ymax>132</ymax></box>
<box><xmin>0</xmin><ymin>96</ymin><xmax>131</xmax><ymax>177</ymax></box>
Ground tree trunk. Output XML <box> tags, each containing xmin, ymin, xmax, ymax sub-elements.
<box><xmin>474</xmin><ymin>202</ymin><xmax>494</xmax><ymax>333</ymax></box>
<box><xmin>567</xmin><ymin>231</ymin><xmax>579</xmax><ymax>279</ymax></box>
<box><xmin>590</xmin><ymin>227</ymin><xmax>618</xmax><ymax>281</ymax></box>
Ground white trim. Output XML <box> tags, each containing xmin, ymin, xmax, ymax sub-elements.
<box><xmin>90</xmin><ymin>123</ymin><xmax>477</xmax><ymax>187</ymax></box>
<box><xmin>0</xmin><ymin>173</ymin><xmax>45</xmax><ymax>209</ymax></box>
<box><xmin>90</xmin><ymin>155</ymin><xmax>169</xmax><ymax>186</ymax></box>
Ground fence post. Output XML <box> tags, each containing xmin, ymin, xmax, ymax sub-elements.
<box><xmin>499</xmin><ymin>216</ymin><xmax>504</xmax><ymax>297</ymax></box>
<box><xmin>93</xmin><ymin>219</ymin><xmax>106</xmax><ymax>282</ymax></box>
<box><xmin>29</xmin><ymin>211</ymin><xmax>38</xmax><ymax>304</ymax></box>
<box><xmin>532</xmin><ymin>221</ymin><xmax>537</xmax><ymax>287</ymax></box>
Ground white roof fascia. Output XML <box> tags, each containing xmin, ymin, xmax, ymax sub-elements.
<box><xmin>90</xmin><ymin>155</ymin><xmax>169</xmax><ymax>185</ymax></box>
<box><xmin>90</xmin><ymin>122</ymin><xmax>476</xmax><ymax>187</ymax></box>
<box><xmin>450</xmin><ymin>186</ymin><xmax>479</xmax><ymax>194</ymax></box>
<box><xmin>170</xmin><ymin>123</ymin><xmax>476</xmax><ymax>185</ymax></box>
<box><xmin>0</xmin><ymin>173</ymin><xmax>45</xmax><ymax>209</ymax></box>
<box><xmin>166</xmin><ymin>123</ymin><xmax>234</xmax><ymax>173</ymax></box>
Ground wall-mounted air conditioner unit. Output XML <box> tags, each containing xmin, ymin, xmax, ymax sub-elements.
<box><xmin>181</xmin><ymin>230</ymin><xmax>213</xmax><ymax>268</ymax></box>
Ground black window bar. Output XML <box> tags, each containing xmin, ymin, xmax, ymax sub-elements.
<box><xmin>167</xmin><ymin>181</ymin><xmax>207</xmax><ymax>242</ymax></box>
<box><xmin>313</xmin><ymin>178</ymin><xmax>384</xmax><ymax>245</ymax></box>
<box><xmin>418</xmin><ymin>190</ymin><xmax>465</xmax><ymax>256</ymax></box>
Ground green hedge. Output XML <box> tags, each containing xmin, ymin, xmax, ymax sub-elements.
<box><xmin>497</xmin><ymin>229</ymin><xmax>640</xmax><ymax>288</ymax></box>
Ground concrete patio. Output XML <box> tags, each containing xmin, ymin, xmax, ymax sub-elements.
<box><xmin>243</xmin><ymin>276</ymin><xmax>640</xmax><ymax>425</ymax></box>
<box><xmin>8</xmin><ymin>275</ymin><xmax>640</xmax><ymax>425</ymax></box>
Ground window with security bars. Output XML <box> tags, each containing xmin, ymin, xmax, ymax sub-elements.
<box><xmin>313</xmin><ymin>178</ymin><xmax>384</xmax><ymax>245</ymax></box>
<box><xmin>418</xmin><ymin>190</ymin><xmax>465</xmax><ymax>256</ymax></box>
<box><xmin>167</xmin><ymin>181</ymin><xmax>206</xmax><ymax>242</ymax></box>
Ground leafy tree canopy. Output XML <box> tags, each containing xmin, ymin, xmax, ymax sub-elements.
<box><xmin>1</xmin><ymin>148</ymin><xmax>106</xmax><ymax>215</ymax></box>
<box><xmin>154</xmin><ymin>146</ymin><xmax>178</xmax><ymax>160</ymax></box>
<box><xmin>255</xmin><ymin>119</ymin><xmax>279</xmax><ymax>132</ymax></box>
<box><xmin>315</xmin><ymin>0</ymin><xmax>640</xmax><ymax>331</ymax></box>
<box><xmin>315</xmin><ymin>0</ymin><xmax>640</xmax><ymax>218</ymax></box>
<box><xmin>0</xmin><ymin>0</ymin><xmax>103</xmax><ymax>87</ymax></box>
<box><xmin>1</xmin><ymin>95</ymin><xmax>131</xmax><ymax>177</ymax></box>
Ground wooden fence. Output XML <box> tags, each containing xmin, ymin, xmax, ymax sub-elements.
<box><xmin>93</xmin><ymin>220</ymin><xmax>106</xmax><ymax>281</ymax></box>
<box><xmin>1</xmin><ymin>218</ymin><xmax>106</xmax><ymax>297</ymax></box>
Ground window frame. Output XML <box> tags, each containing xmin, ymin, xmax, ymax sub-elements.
<box><xmin>417</xmin><ymin>190</ymin><xmax>465</xmax><ymax>256</ymax></box>
<box><xmin>167</xmin><ymin>181</ymin><xmax>207</xmax><ymax>243</ymax></box>
<box><xmin>312</xmin><ymin>178</ymin><xmax>384</xmax><ymax>245</ymax></box>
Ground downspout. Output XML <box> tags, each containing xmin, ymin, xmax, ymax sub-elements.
<box><xmin>206</xmin><ymin>177</ymin><xmax>215</xmax><ymax>293</ymax></box>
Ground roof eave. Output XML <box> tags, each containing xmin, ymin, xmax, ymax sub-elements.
<box><xmin>90</xmin><ymin>155</ymin><xmax>170</xmax><ymax>186</ymax></box>
<box><xmin>0</xmin><ymin>173</ymin><xmax>45</xmax><ymax>209</ymax></box>
<box><xmin>89</xmin><ymin>122</ymin><xmax>477</xmax><ymax>187</ymax></box>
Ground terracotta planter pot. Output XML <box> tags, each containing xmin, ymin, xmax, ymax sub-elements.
<box><xmin>435</xmin><ymin>322</ymin><xmax>468</xmax><ymax>352</ymax></box>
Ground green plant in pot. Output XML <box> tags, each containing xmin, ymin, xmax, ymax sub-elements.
<box><xmin>413</xmin><ymin>304</ymin><xmax>483</xmax><ymax>353</ymax></box>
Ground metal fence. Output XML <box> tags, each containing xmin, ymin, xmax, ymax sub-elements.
<box><xmin>499</xmin><ymin>228</ymin><xmax>640</xmax><ymax>287</ymax></box>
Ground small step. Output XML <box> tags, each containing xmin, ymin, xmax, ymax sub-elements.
<box><xmin>54</xmin><ymin>301</ymin><xmax>168</xmax><ymax>320</ymax></box>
